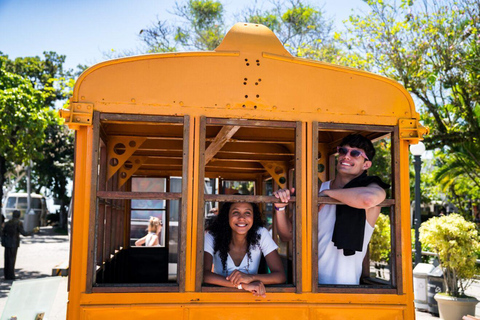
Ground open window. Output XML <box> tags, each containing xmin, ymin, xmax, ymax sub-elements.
<box><xmin>87</xmin><ymin>113</ymin><xmax>189</xmax><ymax>292</ymax></box>
<box><xmin>312</xmin><ymin>123</ymin><xmax>401</xmax><ymax>294</ymax></box>
<box><xmin>196</xmin><ymin>117</ymin><xmax>302</xmax><ymax>292</ymax></box>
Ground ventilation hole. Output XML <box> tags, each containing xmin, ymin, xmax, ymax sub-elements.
<box><xmin>129</xmin><ymin>141</ymin><xmax>136</xmax><ymax>148</ymax></box>
<box><xmin>243</xmin><ymin>82</ymin><xmax>247</xmax><ymax>85</ymax></box>
<box><xmin>256</xmin><ymin>60</ymin><xmax>259</xmax><ymax>62</ymax></box>
<box><xmin>257</xmin><ymin>63</ymin><xmax>260</xmax><ymax>66</ymax></box>
<box><xmin>113</xmin><ymin>143</ymin><xmax>126</xmax><ymax>155</ymax></box>
<box><xmin>246</xmin><ymin>63</ymin><xmax>250</xmax><ymax>66</ymax></box>
<box><xmin>254</xmin><ymin>105</ymin><xmax>257</xmax><ymax>109</ymax></box>
<box><xmin>245</xmin><ymin>95</ymin><xmax>248</xmax><ymax>98</ymax></box>
<box><xmin>318</xmin><ymin>152</ymin><xmax>322</xmax><ymax>159</ymax></box>
<box><xmin>318</xmin><ymin>164</ymin><xmax>325</xmax><ymax>173</ymax></box>
<box><xmin>110</xmin><ymin>158</ymin><xmax>119</xmax><ymax>167</ymax></box>
<box><xmin>124</xmin><ymin>161</ymin><xmax>133</xmax><ymax>170</ymax></box>
<box><xmin>255</xmin><ymin>82</ymin><xmax>258</xmax><ymax>85</ymax></box>
<box><xmin>245</xmin><ymin>59</ymin><xmax>248</xmax><ymax>61</ymax></box>
<box><xmin>256</xmin><ymin>94</ymin><xmax>260</xmax><ymax>98</ymax></box>
<box><xmin>258</xmin><ymin>78</ymin><xmax>262</xmax><ymax>82</ymax></box>
<box><xmin>279</xmin><ymin>177</ymin><xmax>286</xmax><ymax>184</ymax></box>
<box><xmin>120</xmin><ymin>172</ymin><xmax>127</xmax><ymax>179</ymax></box>
<box><xmin>242</xmin><ymin>105</ymin><xmax>246</xmax><ymax>108</ymax></box>
<box><xmin>244</xmin><ymin>77</ymin><xmax>248</xmax><ymax>81</ymax></box>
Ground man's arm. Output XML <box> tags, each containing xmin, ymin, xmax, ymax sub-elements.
<box><xmin>322</xmin><ymin>183</ymin><xmax>386</xmax><ymax>227</ymax></box>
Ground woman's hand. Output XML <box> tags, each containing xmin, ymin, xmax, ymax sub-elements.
<box><xmin>273</xmin><ymin>188</ymin><xmax>295</xmax><ymax>209</ymax></box>
<box><xmin>242</xmin><ymin>281</ymin><xmax>266</xmax><ymax>298</ymax></box>
<box><xmin>226</xmin><ymin>270</ymin><xmax>254</xmax><ymax>286</ymax></box>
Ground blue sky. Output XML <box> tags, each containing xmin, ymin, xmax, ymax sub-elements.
<box><xmin>0</xmin><ymin>0</ymin><xmax>369</xmax><ymax>71</ymax></box>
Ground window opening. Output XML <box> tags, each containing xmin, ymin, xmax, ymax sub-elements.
<box><xmin>313</xmin><ymin>123</ymin><xmax>399</xmax><ymax>293</ymax></box>
<box><xmin>88</xmin><ymin>113</ymin><xmax>188</xmax><ymax>292</ymax></box>
<box><xmin>196</xmin><ymin>117</ymin><xmax>302</xmax><ymax>293</ymax></box>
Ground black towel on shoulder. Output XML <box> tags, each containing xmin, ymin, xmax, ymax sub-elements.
<box><xmin>331</xmin><ymin>171</ymin><xmax>390</xmax><ymax>256</ymax></box>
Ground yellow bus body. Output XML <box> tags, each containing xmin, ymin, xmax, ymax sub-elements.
<box><xmin>62</xmin><ymin>23</ymin><xmax>426</xmax><ymax>320</ymax></box>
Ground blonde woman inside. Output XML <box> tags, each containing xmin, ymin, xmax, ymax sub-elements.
<box><xmin>135</xmin><ymin>217</ymin><xmax>162</xmax><ymax>247</ymax></box>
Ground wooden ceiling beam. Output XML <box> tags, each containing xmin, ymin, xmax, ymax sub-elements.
<box><xmin>205</xmin><ymin>125</ymin><xmax>241</xmax><ymax>164</ymax></box>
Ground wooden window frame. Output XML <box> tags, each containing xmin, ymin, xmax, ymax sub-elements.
<box><xmin>195</xmin><ymin>117</ymin><xmax>302</xmax><ymax>293</ymax></box>
<box><xmin>86</xmin><ymin>112</ymin><xmax>190</xmax><ymax>293</ymax></box>
<box><xmin>311</xmin><ymin>122</ymin><xmax>402</xmax><ymax>294</ymax></box>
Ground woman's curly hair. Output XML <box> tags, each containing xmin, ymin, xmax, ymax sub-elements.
<box><xmin>208</xmin><ymin>202</ymin><xmax>265</xmax><ymax>274</ymax></box>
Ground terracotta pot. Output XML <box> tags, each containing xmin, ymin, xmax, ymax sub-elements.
<box><xmin>434</xmin><ymin>293</ymin><xmax>478</xmax><ymax>320</ymax></box>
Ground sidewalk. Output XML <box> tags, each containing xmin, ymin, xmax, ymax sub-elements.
<box><xmin>0</xmin><ymin>226</ymin><xmax>69</xmax><ymax>318</ymax></box>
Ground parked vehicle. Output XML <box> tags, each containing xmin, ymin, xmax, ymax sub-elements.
<box><xmin>2</xmin><ymin>192</ymin><xmax>49</xmax><ymax>226</ymax></box>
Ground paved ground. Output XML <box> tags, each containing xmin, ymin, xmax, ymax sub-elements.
<box><xmin>1</xmin><ymin>227</ymin><xmax>480</xmax><ymax>319</ymax></box>
<box><xmin>0</xmin><ymin>226</ymin><xmax>69</xmax><ymax>318</ymax></box>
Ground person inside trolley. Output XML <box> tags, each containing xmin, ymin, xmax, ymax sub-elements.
<box><xmin>274</xmin><ymin>134</ymin><xmax>389</xmax><ymax>285</ymax></box>
<box><xmin>203</xmin><ymin>201</ymin><xmax>286</xmax><ymax>297</ymax></box>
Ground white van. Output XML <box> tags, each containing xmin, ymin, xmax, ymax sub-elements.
<box><xmin>2</xmin><ymin>192</ymin><xmax>49</xmax><ymax>225</ymax></box>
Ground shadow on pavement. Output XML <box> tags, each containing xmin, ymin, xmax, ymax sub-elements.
<box><xmin>0</xmin><ymin>269</ymin><xmax>50</xmax><ymax>299</ymax></box>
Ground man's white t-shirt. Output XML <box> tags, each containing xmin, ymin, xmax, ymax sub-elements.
<box><xmin>204</xmin><ymin>227</ymin><xmax>278</xmax><ymax>276</ymax></box>
<box><xmin>318</xmin><ymin>181</ymin><xmax>374</xmax><ymax>285</ymax></box>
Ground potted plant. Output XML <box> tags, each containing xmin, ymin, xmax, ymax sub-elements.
<box><xmin>420</xmin><ymin>214</ymin><xmax>480</xmax><ymax>320</ymax></box>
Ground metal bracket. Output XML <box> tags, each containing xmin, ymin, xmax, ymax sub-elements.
<box><xmin>107</xmin><ymin>136</ymin><xmax>147</xmax><ymax>180</ymax></box>
<box><xmin>260</xmin><ymin>161</ymin><xmax>288</xmax><ymax>189</ymax></box>
<box><xmin>398</xmin><ymin>118</ymin><xmax>428</xmax><ymax>143</ymax></box>
<box><xmin>118</xmin><ymin>156</ymin><xmax>148</xmax><ymax>188</ymax></box>
<box><xmin>58</xmin><ymin>102</ymin><xmax>93</xmax><ymax>129</ymax></box>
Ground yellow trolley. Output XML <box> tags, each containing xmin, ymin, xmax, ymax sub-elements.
<box><xmin>60</xmin><ymin>23</ymin><xmax>427</xmax><ymax>320</ymax></box>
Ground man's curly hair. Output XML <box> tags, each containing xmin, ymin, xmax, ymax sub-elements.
<box><xmin>208</xmin><ymin>202</ymin><xmax>264</xmax><ymax>274</ymax></box>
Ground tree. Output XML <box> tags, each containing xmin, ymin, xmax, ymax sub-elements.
<box><xmin>138</xmin><ymin>0</ymin><xmax>337</xmax><ymax>58</ymax></box>
<box><xmin>338</xmin><ymin>0</ymin><xmax>480</xmax><ymax>215</ymax></box>
<box><xmin>0</xmin><ymin>56</ymin><xmax>53</xmax><ymax>209</ymax></box>
<box><xmin>1</xmin><ymin>52</ymin><xmax>75</xmax><ymax>225</ymax></box>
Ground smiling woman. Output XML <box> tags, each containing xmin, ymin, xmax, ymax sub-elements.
<box><xmin>203</xmin><ymin>202</ymin><xmax>286</xmax><ymax>297</ymax></box>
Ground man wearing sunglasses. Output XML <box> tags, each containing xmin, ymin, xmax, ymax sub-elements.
<box><xmin>273</xmin><ymin>134</ymin><xmax>389</xmax><ymax>285</ymax></box>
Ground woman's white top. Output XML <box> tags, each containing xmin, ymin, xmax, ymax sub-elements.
<box><xmin>145</xmin><ymin>232</ymin><xmax>160</xmax><ymax>247</ymax></box>
<box><xmin>318</xmin><ymin>181</ymin><xmax>375</xmax><ymax>285</ymax></box>
<box><xmin>204</xmin><ymin>227</ymin><xmax>278</xmax><ymax>276</ymax></box>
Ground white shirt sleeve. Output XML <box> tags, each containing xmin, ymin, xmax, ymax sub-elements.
<box><xmin>204</xmin><ymin>232</ymin><xmax>215</xmax><ymax>256</ymax></box>
<box><xmin>259</xmin><ymin>227</ymin><xmax>278</xmax><ymax>257</ymax></box>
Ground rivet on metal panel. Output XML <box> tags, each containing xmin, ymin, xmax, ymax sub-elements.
<box><xmin>81</xmin><ymin>96</ymin><xmax>85</xmax><ymax>100</ymax></box>
<box><xmin>179</xmin><ymin>101</ymin><xmax>184</xmax><ymax>106</ymax></box>
<box><xmin>361</xmin><ymin>110</ymin><xmax>366</xmax><ymax>114</ymax></box>
<box><xmin>131</xmin><ymin>98</ymin><xmax>136</xmax><ymax>103</ymax></box>
<box><xmin>76</xmin><ymin>118</ymin><xmax>80</xmax><ymax>122</ymax></box>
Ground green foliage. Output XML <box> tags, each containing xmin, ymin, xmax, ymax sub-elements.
<box><xmin>369</xmin><ymin>138</ymin><xmax>392</xmax><ymax>197</ymax></box>
<box><xmin>140</xmin><ymin>0</ymin><xmax>224</xmax><ymax>52</ymax></box>
<box><xmin>244</xmin><ymin>1</ymin><xmax>338</xmax><ymax>60</ymax></box>
<box><xmin>420</xmin><ymin>214</ymin><xmax>480</xmax><ymax>296</ymax></box>
<box><xmin>341</xmin><ymin>0</ymin><xmax>480</xmax><ymax>150</ymax></box>
<box><xmin>0</xmin><ymin>52</ymin><xmax>74</xmax><ymax>223</ymax></box>
<box><xmin>0</xmin><ymin>57</ymin><xmax>53</xmax><ymax>164</ymax></box>
<box><xmin>138</xmin><ymin>0</ymin><xmax>337</xmax><ymax>60</ymax></box>
<box><xmin>369</xmin><ymin>213</ymin><xmax>391</xmax><ymax>262</ymax></box>
<box><xmin>338</xmin><ymin>0</ymin><xmax>480</xmax><ymax>216</ymax></box>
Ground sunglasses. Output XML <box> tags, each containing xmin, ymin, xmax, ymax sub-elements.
<box><xmin>337</xmin><ymin>146</ymin><xmax>369</xmax><ymax>161</ymax></box>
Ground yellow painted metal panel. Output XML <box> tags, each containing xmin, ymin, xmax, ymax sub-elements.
<box><xmin>188</xmin><ymin>305</ymin><xmax>309</xmax><ymax>320</ymax></box>
<box><xmin>82</xmin><ymin>306</ymin><xmax>183</xmax><ymax>320</ymax></box>
<box><xmin>310</xmin><ymin>305</ymin><xmax>406</xmax><ymax>320</ymax></box>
